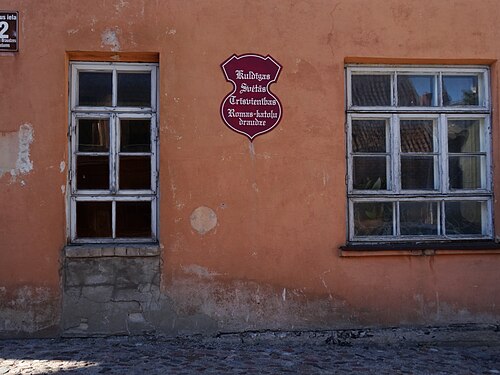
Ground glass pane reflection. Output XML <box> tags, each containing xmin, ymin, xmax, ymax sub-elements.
<box><xmin>78</xmin><ymin>119</ymin><xmax>110</xmax><ymax>152</ymax></box>
<box><xmin>117</xmin><ymin>72</ymin><xmax>151</xmax><ymax>107</ymax></box>
<box><xmin>443</xmin><ymin>75</ymin><xmax>479</xmax><ymax>106</ymax></box>
<box><xmin>448</xmin><ymin>120</ymin><xmax>481</xmax><ymax>152</ymax></box>
<box><xmin>401</xmin><ymin>156</ymin><xmax>435</xmax><ymax>190</ymax></box>
<box><xmin>78</xmin><ymin>72</ymin><xmax>112</xmax><ymax>106</ymax></box>
<box><xmin>445</xmin><ymin>201</ymin><xmax>483</xmax><ymax>235</ymax></box>
<box><xmin>351</xmin><ymin>75</ymin><xmax>391</xmax><ymax>106</ymax></box>
<box><xmin>353</xmin><ymin>156</ymin><xmax>387</xmax><ymax>190</ymax></box>
<box><xmin>352</xmin><ymin>120</ymin><xmax>387</xmax><ymax>152</ymax></box>
<box><xmin>400</xmin><ymin>120</ymin><xmax>434</xmax><ymax>152</ymax></box>
<box><xmin>77</xmin><ymin>156</ymin><xmax>109</xmax><ymax>190</ymax></box>
<box><xmin>120</xmin><ymin>119</ymin><xmax>151</xmax><ymax>152</ymax></box>
<box><xmin>449</xmin><ymin>156</ymin><xmax>483</xmax><ymax>189</ymax></box>
<box><xmin>398</xmin><ymin>75</ymin><xmax>435</xmax><ymax>106</ymax></box>
<box><xmin>354</xmin><ymin>202</ymin><xmax>393</xmax><ymax>236</ymax></box>
<box><xmin>400</xmin><ymin>201</ymin><xmax>438</xmax><ymax>235</ymax></box>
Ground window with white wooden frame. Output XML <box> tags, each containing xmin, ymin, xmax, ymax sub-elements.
<box><xmin>69</xmin><ymin>62</ymin><xmax>158</xmax><ymax>243</ymax></box>
<box><xmin>346</xmin><ymin>65</ymin><xmax>492</xmax><ymax>243</ymax></box>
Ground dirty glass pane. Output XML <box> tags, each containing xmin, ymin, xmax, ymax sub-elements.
<box><xmin>401</xmin><ymin>156</ymin><xmax>435</xmax><ymax>190</ymax></box>
<box><xmin>77</xmin><ymin>156</ymin><xmax>109</xmax><ymax>190</ymax></box>
<box><xmin>445</xmin><ymin>201</ymin><xmax>483</xmax><ymax>235</ymax></box>
<box><xmin>117</xmin><ymin>72</ymin><xmax>151</xmax><ymax>107</ymax></box>
<box><xmin>448</xmin><ymin>119</ymin><xmax>482</xmax><ymax>152</ymax></box>
<box><xmin>353</xmin><ymin>156</ymin><xmax>387</xmax><ymax>190</ymax></box>
<box><xmin>400</xmin><ymin>201</ymin><xmax>438</xmax><ymax>235</ymax></box>
<box><xmin>398</xmin><ymin>75</ymin><xmax>435</xmax><ymax>106</ymax></box>
<box><xmin>400</xmin><ymin>120</ymin><xmax>434</xmax><ymax>152</ymax></box>
<box><xmin>116</xmin><ymin>201</ymin><xmax>152</xmax><ymax>238</ymax></box>
<box><xmin>120</xmin><ymin>119</ymin><xmax>151</xmax><ymax>152</ymax></box>
<box><xmin>442</xmin><ymin>75</ymin><xmax>479</xmax><ymax>106</ymax></box>
<box><xmin>78</xmin><ymin>72</ymin><xmax>112</xmax><ymax>106</ymax></box>
<box><xmin>119</xmin><ymin>156</ymin><xmax>151</xmax><ymax>190</ymax></box>
<box><xmin>353</xmin><ymin>202</ymin><xmax>393</xmax><ymax>236</ymax></box>
<box><xmin>449</xmin><ymin>156</ymin><xmax>483</xmax><ymax>189</ymax></box>
<box><xmin>76</xmin><ymin>201</ymin><xmax>112</xmax><ymax>238</ymax></box>
<box><xmin>351</xmin><ymin>75</ymin><xmax>391</xmax><ymax>106</ymax></box>
<box><xmin>351</xmin><ymin>119</ymin><xmax>387</xmax><ymax>152</ymax></box>
<box><xmin>78</xmin><ymin>119</ymin><xmax>110</xmax><ymax>152</ymax></box>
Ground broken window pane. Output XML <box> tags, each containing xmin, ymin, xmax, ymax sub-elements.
<box><xmin>398</xmin><ymin>75</ymin><xmax>435</xmax><ymax>106</ymax></box>
<box><xmin>117</xmin><ymin>72</ymin><xmax>151</xmax><ymax>107</ymax></box>
<box><xmin>76</xmin><ymin>156</ymin><xmax>109</xmax><ymax>190</ymax></box>
<box><xmin>119</xmin><ymin>156</ymin><xmax>151</xmax><ymax>190</ymax></box>
<box><xmin>351</xmin><ymin>119</ymin><xmax>387</xmax><ymax>152</ymax></box>
<box><xmin>443</xmin><ymin>75</ymin><xmax>479</xmax><ymax>106</ymax></box>
<box><xmin>445</xmin><ymin>201</ymin><xmax>483</xmax><ymax>235</ymax></box>
<box><xmin>120</xmin><ymin>119</ymin><xmax>151</xmax><ymax>152</ymax></box>
<box><xmin>78</xmin><ymin>119</ymin><xmax>110</xmax><ymax>152</ymax></box>
<box><xmin>400</xmin><ymin>201</ymin><xmax>438</xmax><ymax>235</ymax></box>
<box><xmin>351</xmin><ymin>75</ymin><xmax>391</xmax><ymax>106</ymax></box>
<box><xmin>76</xmin><ymin>201</ymin><xmax>112</xmax><ymax>238</ymax></box>
<box><xmin>116</xmin><ymin>201</ymin><xmax>152</xmax><ymax>237</ymax></box>
<box><xmin>353</xmin><ymin>156</ymin><xmax>388</xmax><ymax>190</ymax></box>
<box><xmin>401</xmin><ymin>156</ymin><xmax>435</xmax><ymax>190</ymax></box>
<box><xmin>353</xmin><ymin>201</ymin><xmax>393</xmax><ymax>236</ymax></box>
<box><xmin>78</xmin><ymin>72</ymin><xmax>112</xmax><ymax>106</ymax></box>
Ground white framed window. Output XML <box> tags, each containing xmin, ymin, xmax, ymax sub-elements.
<box><xmin>69</xmin><ymin>62</ymin><xmax>158</xmax><ymax>243</ymax></box>
<box><xmin>346</xmin><ymin>65</ymin><xmax>492</xmax><ymax>243</ymax></box>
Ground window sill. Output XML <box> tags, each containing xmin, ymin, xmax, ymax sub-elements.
<box><xmin>64</xmin><ymin>243</ymin><xmax>160</xmax><ymax>258</ymax></box>
<box><xmin>339</xmin><ymin>241</ymin><xmax>500</xmax><ymax>257</ymax></box>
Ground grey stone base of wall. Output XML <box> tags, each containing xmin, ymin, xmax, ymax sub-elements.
<box><xmin>62</xmin><ymin>246</ymin><xmax>218</xmax><ymax>337</ymax></box>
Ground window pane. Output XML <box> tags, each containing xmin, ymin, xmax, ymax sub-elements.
<box><xmin>116</xmin><ymin>201</ymin><xmax>152</xmax><ymax>238</ymax></box>
<box><xmin>445</xmin><ymin>201</ymin><xmax>483</xmax><ymax>235</ymax></box>
<box><xmin>400</xmin><ymin>120</ymin><xmax>434</xmax><ymax>152</ymax></box>
<box><xmin>119</xmin><ymin>156</ymin><xmax>151</xmax><ymax>190</ymax></box>
<box><xmin>449</xmin><ymin>155</ymin><xmax>484</xmax><ymax>189</ymax></box>
<box><xmin>352</xmin><ymin>119</ymin><xmax>387</xmax><ymax>152</ymax></box>
<box><xmin>117</xmin><ymin>72</ymin><xmax>151</xmax><ymax>107</ymax></box>
<box><xmin>120</xmin><ymin>119</ymin><xmax>151</xmax><ymax>152</ymax></box>
<box><xmin>398</xmin><ymin>75</ymin><xmax>435</xmax><ymax>106</ymax></box>
<box><xmin>353</xmin><ymin>156</ymin><xmax>387</xmax><ymax>190</ymax></box>
<box><xmin>78</xmin><ymin>119</ymin><xmax>110</xmax><ymax>152</ymax></box>
<box><xmin>76</xmin><ymin>201</ymin><xmax>112</xmax><ymax>238</ymax></box>
<box><xmin>400</xmin><ymin>201</ymin><xmax>438</xmax><ymax>235</ymax></box>
<box><xmin>442</xmin><ymin>75</ymin><xmax>479</xmax><ymax>106</ymax></box>
<box><xmin>78</xmin><ymin>72</ymin><xmax>112</xmax><ymax>106</ymax></box>
<box><xmin>401</xmin><ymin>156</ymin><xmax>435</xmax><ymax>190</ymax></box>
<box><xmin>354</xmin><ymin>202</ymin><xmax>393</xmax><ymax>236</ymax></box>
<box><xmin>448</xmin><ymin>119</ymin><xmax>482</xmax><ymax>152</ymax></box>
<box><xmin>351</xmin><ymin>75</ymin><xmax>391</xmax><ymax>106</ymax></box>
<box><xmin>77</xmin><ymin>156</ymin><xmax>109</xmax><ymax>190</ymax></box>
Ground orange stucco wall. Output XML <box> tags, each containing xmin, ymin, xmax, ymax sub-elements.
<box><xmin>1</xmin><ymin>0</ymin><xmax>499</xmax><ymax>336</ymax></box>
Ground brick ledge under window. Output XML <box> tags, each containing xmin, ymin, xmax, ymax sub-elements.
<box><xmin>64</xmin><ymin>244</ymin><xmax>160</xmax><ymax>258</ymax></box>
<box><xmin>339</xmin><ymin>241</ymin><xmax>500</xmax><ymax>257</ymax></box>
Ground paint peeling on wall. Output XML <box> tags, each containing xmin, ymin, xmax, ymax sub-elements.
<box><xmin>0</xmin><ymin>124</ymin><xmax>34</xmax><ymax>182</ymax></box>
<box><xmin>101</xmin><ymin>28</ymin><xmax>121</xmax><ymax>51</ymax></box>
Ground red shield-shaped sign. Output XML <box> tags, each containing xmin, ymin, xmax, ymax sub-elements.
<box><xmin>221</xmin><ymin>54</ymin><xmax>282</xmax><ymax>141</ymax></box>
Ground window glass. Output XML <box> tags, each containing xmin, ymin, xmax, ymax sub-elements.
<box><xmin>353</xmin><ymin>202</ymin><xmax>393</xmax><ymax>236</ymax></box>
<box><xmin>352</xmin><ymin>119</ymin><xmax>387</xmax><ymax>152</ymax></box>
<box><xmin>449</xmin><ymin>155</ymin><xmax>484</xmax><ymax>189</ymax></box>
<box><xmin>76</xmin><ymin>201</ymin><xmax>112</xmax><ymax>238</ymax></box>
<box><xmin>78</xmin><ymin>119</ymin><xmax>110</xmax><ymax>152</ymax></box>
<box><xmin>445</xmin><ymin>201</ymin><xmax>483</xmax><ymax>235</ymax></box>
<box><xmin>117</xmin><ymin>72</ymin><xmax>151</xmax><ymax>107</ymax></box>
<box><xmin>400</xmin><ymin>120</ymin><xmax>434</xmax><ymax>153</ymax></box>
<box><xmin>76</xmin><ymin>156</ymin><xmax>109</xmax><ymax>190</ymax></box>
<box><xmin>448</xmin><ymin>119</ymin><xmax>482</xmax><ymax>152</ymax></box>
<box><xmin>400</xmin><ymin>201</ymin><xmax>438</xmax><ymax>235</ymax></box>
<box><xmin>401</xmin><ymin>156</ymin><xmax>436</xmax><ymax>190</ymax></box>
<box><xmin>119</xmin><ymin>156</ymin><xmax>151</xmax><ymax>190</ymax></box>
<box><xmin>351</xmin><ymin>75</ymin><xmax>391</xmax><ymax>106</ymax></box>
<box><xmin>116</xmin><ymin>201</ymin><xmax>152</xmax><ymax>237</ymax></box>
<box><xmin>120</xmin><ymin>119</ymin><xmax>151</xmax><ymax>152</ymax></box>
<box><xmin>398</xmin><ymin>75</ymin><xmax>435</xmax><ymax>106</ymax></box>
<box><xmin>78</xmin><ymin>72</ymin><xmax>112</xmax><ymax>106</ymax></box>
<box><xmin>442</xmin><ymin>75</ymin><xmax>479</xmax><ymax>106</ymax></box>
<box><xmin>353</xmin><ymin>157</ymin><xmax>387</xmax><ymax>190</ymax></box>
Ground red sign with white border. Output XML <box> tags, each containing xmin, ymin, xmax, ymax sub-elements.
<box><xmin>221</xmin><ymin>54</ymin><xmax>282</xmax><ymax>141</ymax></box>
<box><xmin>0</xmin><ymin>11</ymin><xmax>18</xmax><ymax>52</ymax></box>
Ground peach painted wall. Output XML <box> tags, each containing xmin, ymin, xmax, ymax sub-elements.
<box><xmin>0</xmin><ymin>0</ymin><xmax>499</xmax><ymax>335</ymax></box>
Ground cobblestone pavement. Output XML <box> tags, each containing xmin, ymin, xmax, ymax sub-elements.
<box><xmin>0</xmin><ymin>328</ymin><xmax>499</xmax><ymax>374</ymax></box>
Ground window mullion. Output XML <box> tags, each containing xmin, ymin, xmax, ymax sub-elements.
<box><xmin>110</xmin><ymin>114</ymin><xmax>117</xmax><ymax>194</ymax></box>
<box><xmin>439</xmin><ymin>114</ymin><xmax>449</xmax><ymax>194</ymax></box>
<box><xmin>392</xmin><ymin>114</ymin><xmax>400</xmax><ymax>194</ymax></box>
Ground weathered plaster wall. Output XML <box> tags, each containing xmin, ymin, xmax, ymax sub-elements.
<box><xmin>1</xmin><ymin>0</ymin><xmax>499</xmax><ymax>336</ymax></box>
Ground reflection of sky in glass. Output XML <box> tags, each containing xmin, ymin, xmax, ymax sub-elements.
<box><xmin>398</xmin><ymin>75</ymin><xmax>434</xmax><ymax>106</ymax></box>
<box><xmin>443</xmin><ymin>76</ymin><xmax>478</xmax><ymax>105</ymax></box>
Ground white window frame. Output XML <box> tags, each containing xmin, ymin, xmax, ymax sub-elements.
<box><xmin>346</xmin><ymin>65</ymin><xmax>492</xmax><ymax>243</ymax></box>
<box><xmin>68</xmin><ymin>62</ymin><xmax>159</xmax><ymax>244</ymax></box>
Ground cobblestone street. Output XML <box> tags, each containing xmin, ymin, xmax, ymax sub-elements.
<box><xmin>0</xmin><ymin>326</ymin><xmax>499</xmax><ymax>374</ymax></box>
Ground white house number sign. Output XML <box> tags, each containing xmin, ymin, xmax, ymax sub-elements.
<box><xmin>0</xmin><ymin>11</ymin><xmax>18</xmax><ymax>52</ymax></box>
